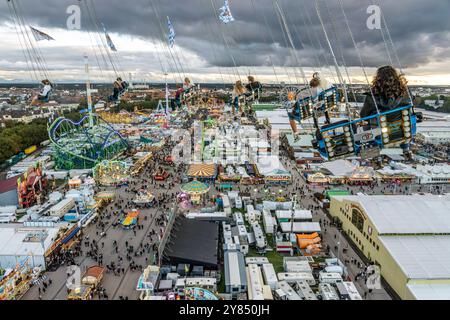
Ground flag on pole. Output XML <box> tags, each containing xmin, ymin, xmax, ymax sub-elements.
<box><xmin>102</xmin><ymin>24</ymin><xmax>117</xmax><ymax>52</ymax></box>
<box><xmin>167</xmin><ymin>16</ymin><xmax>176</xmax><ymax>48</ymax></box>
<box><xmin>30</xmin><ymin>26</ymin><xmax>55</xmax><ymax>41</ymax></box>
<box><xmin>219</xmin><ymin>0</ymin><xmax>235</xmax><ymax>24</ymax></box>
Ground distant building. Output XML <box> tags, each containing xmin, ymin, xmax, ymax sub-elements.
<box><xmin>417</xmin><ymin>121</ymin><xmax>450</xmax><ymax>145</ymax></box>
<box><xmin>424</xmin><ymin>99</ymin><xmax>444</xmax><ymax>109</ymax></box>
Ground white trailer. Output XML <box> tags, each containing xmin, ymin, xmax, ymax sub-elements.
<box><xmin>318</xmin><ymin>272</ymin><xmax>343</xmax><ymax>285</ymax></box>
<box><xmin>319</xmin><ymin>283</ymin><xmax>339</xmax><ymax>300</ymax></box>
<box><xmin>246</xmin><ymin>264</ymin><xmax>265</xmax><ymax>300</ymax></box>
<box><xmin>261</xmin><ymin>263</ymin><xmax>278</xmax><ymax>290</ymax></box>
<box><xmin>245</xmin><ymin>257</ymin><xmax>269</xmax><ymax>266</ymax></box>
<box><xmin>343</xmin><ymin>281</ymin><xmax>363</xmax><ymax>300</ymax></box>
<box><xmin>277</xmin><ymin>272</ymin><xmax>316</xmax><ymax>286</ymax></box>
<box><xmin>275</xmin><ymin>281</ymin><xmax>301</xmax><ymax>300</ymax></box>
<box><xmin>251</xmin><ymin>222</ymin><xmax>267</xmax><ymax>250</ymax></box>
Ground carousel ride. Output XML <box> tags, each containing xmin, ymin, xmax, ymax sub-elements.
<box><xmin>93</xmin><ymin>160</ymin><xmax>130</xmax><ymax>186</ymax></box>
<box><xmin>180</xmin><ymin>180</ymin><xmax>210</xmax><ymax>205</ymax></box>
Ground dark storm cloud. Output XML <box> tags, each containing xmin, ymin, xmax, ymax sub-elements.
<box><xmin>1</xmin><ymin>0</ymin><xmax>449</xmax><ymax>70</ymax></box>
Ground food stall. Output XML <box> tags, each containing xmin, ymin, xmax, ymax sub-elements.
<box><xmin>306</xmin><ymin>172</ymin><xmax>329</xmax><ymax>185</ymax></box>
<box><xmin>133</xmin><ymin>190</ymin><xmax>156</xmax><ymax>206</ymax></box>
<box><xmin>347</xmin><ymin>167</ymin><xmax>375</xmax><ymax>186</ymax></box>
<box><xmin>154</xmin><ymin>168</ymin><xmax>169</xmax><ymax>181</ymax></box>
<box><xmin>67</xmin><ymin>266</ymin><xmax>105</xmax><ymax>300</ymax></box>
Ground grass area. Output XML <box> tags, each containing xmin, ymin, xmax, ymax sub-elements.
<box><xmin>247</xmin><ymin>247</ymin><xmax>285</xmax><ymax>273</ymax></box>
<box><xmin>247</xmin><ymin>234</ymin><xmax>287</xmax><ymax>273</ymax></box>
<box><xmin>218</xmin><ymin>269</ymin><xmax>225</xmax><ymax>293</ymax></box>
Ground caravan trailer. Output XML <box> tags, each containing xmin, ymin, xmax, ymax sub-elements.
<box><xmin>319</xmin><ymin>272</ymin><xmax>343</xmax><ymax>285</ymax></box>
<box><xmin>235</xmin><ymin>197</ymin><xmax>243</xmax><ymax>209</ymax></box>
<box><xmin>252</xmin><ymin>222</ymin><xmax>267</xmax><ymax>251</ymax></box>
<box><xmin>261</xmin><ymin>263</ymin><xmax>278</xmax><ymax>290</ymax></box>
<box><xmin>294</xmin><ymin>280</ymin><xmax>317</xmax><ymax>300</ymax></box>
<box><xmin>343</xmin><ymin>282</ymin><xmax>363</xmax><ymax>300</ymax></box>
<box><xmin>234</xmin><ymin>212</ymin><xmax>245</xmax><ymax>226</ymax></box>
<box><xmin>336</xmin><ymin>282</ymin><xmax>350</xmax><ymax>300</ymax></box>
<box><xmin>277</xmin><ymin>272</ymin><xmax>316</xmax><ymax>286</ymax></box>
<box><xmin>319</xmin><ymin>283</ymin><xmax>339</xmax><ymax>300</ymax></box>
<box><xmin>274</xmin><ymin>281</ymin><xmax>301</xmax><ymax>300</ymax></box>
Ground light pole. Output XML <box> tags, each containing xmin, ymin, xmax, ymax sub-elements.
<box><xmin>164</xmin><ymin>73</ymin><xmax>169</xmax><ymax>116</ymax></box>
<box><xmin>84</xmin><ymin>54</ymin><xmax>93</xmax><ymax>128</ymax></box>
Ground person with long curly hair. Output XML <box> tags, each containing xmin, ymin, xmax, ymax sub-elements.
<box><xmin>231</xmin><ymin>80</ymin><xmax>247</xmax><ymax>114</ymax></box>
<box><xmin>360</xmin><ymin>66</ymin><xmax>411</xmax><ymax>118</ymax></box>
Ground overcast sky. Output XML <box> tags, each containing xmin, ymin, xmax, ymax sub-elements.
<box><xmin>0</xmin><ymin>0</ymin><xmax>449</xmax><ymax>85</ymax></box>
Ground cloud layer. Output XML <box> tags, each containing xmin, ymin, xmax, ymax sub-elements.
<box><xmin>0</xmin><ymin>0</ymin><xmax>449</xmax><ymax>84</ymax></box>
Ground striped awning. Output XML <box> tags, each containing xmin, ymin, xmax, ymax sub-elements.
<box><xmin>187</xmin><ymin>164</ymin><xmax>216</xmax><ymax>178</ymax></box>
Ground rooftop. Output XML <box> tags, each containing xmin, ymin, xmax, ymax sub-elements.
<box><xmin>407</xmin><ymin>283</ymin><xmax>450</xmax><ymax>300</ymax></box>
<box><xmin>379</xmin><ymin>235</ymin><xmax>450</xmax><ymax>280</ymax></box>
<box><xmin>333</xmin><ymin>195</ymin><xmax>450</xmax><ymax>234</ymax></box>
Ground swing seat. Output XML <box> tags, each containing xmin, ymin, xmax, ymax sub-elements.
<box><xmin>38</xmin><ymin>91</ymin><xmax>51</xmax><ymax>103</ymax></box>
<box><xmin>314</xmin><ymin>104</ymin><xmax>417</xmax><ymax>160</ymax></box>
<box><xmin>290</xmin><ymin>86</ymin><xmax>340</xmax><ymax>124</ymax></box>
<box><xmin>317</xmin><ymin>120</ymin><xmax>356</xmax><ymax>160</ymax></box>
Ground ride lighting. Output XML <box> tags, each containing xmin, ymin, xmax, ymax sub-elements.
<box><xmin>326</xmin><ymin>142</ymin><xmax>332</xmax><ymax>148</ymax></box>
<box><xmin>328</xmin><ymin>152</ymin><xmax>335</xmax><ymax>157</ymax></box>
<box><xmin>325</xmin><ymin>137</ymin><xmax>330</xmax><ymax>142</ymax></box>
<box><xmin>405</xmin><ymin>132</ymin><xmax>411</xmax><ymax>138</ymax></box>
<box><xmin>348</xmin><ymin>147</ymin><xmax>354</xmax><ymax>152</ymax></box>
<box><xmin>380</xmin><ymin>116</ymin><xmax>386</xmax><ymax>122</ymax></box>
<box><xmin>345</xmin><ymin>132</ymin><xmax>351</xmax><ymax>137</ymax></box>
<box><xmin>383</xmin><ymin>133</ymin><xmax>389</xmax><ymax>138</ymax></box>
<box><xmin>382</xmin><ymin>127</ymin><xmax>389</xmax><ymax>133</ymax></box>
<box><xmin>404</xmin><ymin>121</ymin><xmax>410</xmax><ymax>128</ymax></box>
<box><xmin>402</xmin><ymin>110</ymin><xmax>409</xmax><ymax>116</ymax></box>
<box><xmin>344</xmin><ymin>126</ymin><xmax>350</xmax><ymax>132</ymax></box>
<box><xmin>347</xmin><ymin>142</ymin><xmax>353</xmax><ymax>147</ymax></box>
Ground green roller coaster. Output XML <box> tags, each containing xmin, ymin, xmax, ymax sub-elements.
<box><xmin>48</xmin><ymin>114</ymin><xmax>129</xmax><ymax>170</ymax></box>
<box><xmin>47</xmin><ymin>55</ymin><xmax>129</xmax><ymax>170</ymax></box>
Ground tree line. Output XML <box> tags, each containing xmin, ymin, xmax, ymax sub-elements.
<box><xmin>0</xmin><ymin>110</ymin><xmax>82</xmax><ymax>166</ymax></box>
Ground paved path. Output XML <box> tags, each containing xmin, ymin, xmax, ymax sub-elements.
<box><xmin>22</xmin><ymin>153</ymin><xmax>179</xmax><ymax>300</ymax></box>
